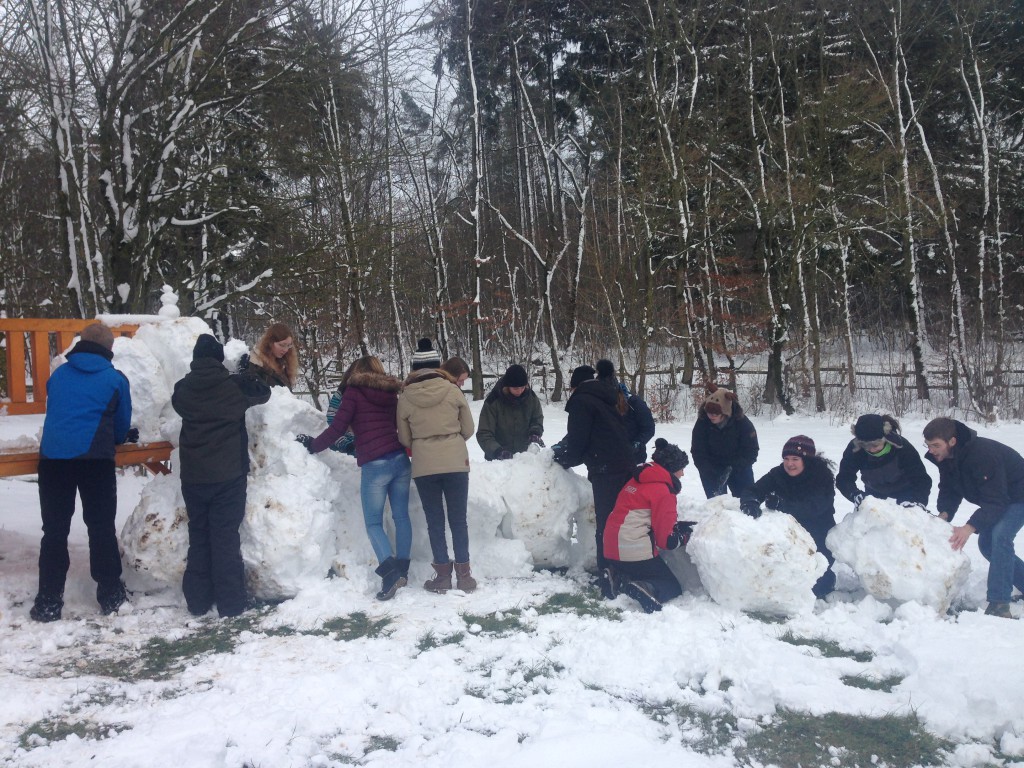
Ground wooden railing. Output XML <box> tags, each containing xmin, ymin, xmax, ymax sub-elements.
<box><xmin>0</xmin><ymin>319</ymin><xmax>139</xmax><ymax>415</ymax></box>
<box><xmin>0</xmin><ymin>442</ymin><xmax>173</xmax><ymax>478</ymax></box>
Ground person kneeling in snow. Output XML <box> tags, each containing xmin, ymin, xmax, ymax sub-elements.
<box><xmin>173</xmin><ymin>335</ymin><xmax>271</xmax><ymax>617</ymax></box>
<box><xmin>602</xmin><ymin>438</ymin><xmax>694</xmax><ymax>613</ymax></box>
<box><xmin>741</xmin><ymin>435</ymin><xmax>838</xmax><ymax>599</ymax></box>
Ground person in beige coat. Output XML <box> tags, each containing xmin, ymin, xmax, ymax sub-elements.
<box><xmin>397</xmin><ymin>339</ymin><xmax>476</xmax><ymax>592</ymax></box>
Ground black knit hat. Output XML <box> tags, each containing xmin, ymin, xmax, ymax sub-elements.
<box><xmin>782</xmin><ymin>434</ymin><xmax>816</xmax><ymax>459</ymax></box>
<box><xmin>411</xmin><ymin>338</ymin><xmax>442</xmax><ymax>370</ymax></box>
<box><xmin>854</xmin><ymin>414</ymin><xmax>886</xmax><ymax>441</ymax></box>
<box><xmin>503</xmin><ymin>364</ymin><xmax>528</xmax><ymax>387</ymax></box>
<box><xmin>569</xmin><ymin>365</ymin><xmax>596</xmax><ymax>389</ymax></box>
<box><xmin>595</xmin><ymin>359</ymin><xmax>616</xmax><ymax>380</ymax></box>
<box><xmin>193</xmin><ymin>334</ymin><xmax>224</xmax><ymax>363</ymax></box>
<box><xmin>652</xmin><ymin>438</ymin><xmax>689</xmax><ymax>473</ymax></box>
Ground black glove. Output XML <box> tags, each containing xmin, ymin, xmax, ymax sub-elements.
<box><xmin>900</xmin><ymin>500</ymin><xmax>926</xmax><ymax>511</ymax></box>
<box><xmin>496</xmin><ymin>449</ymin><xmax>513</xmax><ymax>460</ymax></box>
<box><xmin>852</xmin><ymin>492</ymin><xmax>865</xmax><ymax>508</ymax></box>
<box><xmin>125</xmin><ymin>427</ymin><xmax>140</xmax><ymax>443</ymax></box>
<box><xmin>295</xmin><ymin>434</ymin><xmax>314</xmax><ymax>453</ymax></box>
<box><xmin>665</xmin><ymin>520</ymin><xmax>696</xmax><ymax>550</ymax></box>
<box><xmin>632</xmin><ymin>441</ymin><xmax>646</xmax><ymax>462</ymax></box>
<box><xmin>763</xmin><ymin>492</ymin><xmax>782</xmax><ymax>511</ymax></box>
<box><xmin>742</xmin><ymin>502</ymin><xmax>762</xmax><ymax>519</ymax></box>
<box><xmin>529</xmin><ymin>434</ymin><xmax>545</xmax><ymax>447</ymax></box>
<box><xmin>238</xmin><ymin>353</ymin><xmax>250</xmax><ymax>371</ymax></box>
<box><xmin>551</xmin><ymin>442</ymin><xmax>569</xmax><ymax>467</ymax></box>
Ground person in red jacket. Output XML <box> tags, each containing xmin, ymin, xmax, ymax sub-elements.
<box><xmin>603</xmin><ymin>438</ymin><xmax>694</xmax><ymax>613</ymax></box>
<box><xmin>297</xmin><ymin>356</ymin><xmax>411</xmax><ymax>601</ymax></box>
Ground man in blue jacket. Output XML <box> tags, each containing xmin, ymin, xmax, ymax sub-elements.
<box><xmin>924</xmin><ymin>417</ymin><xmax>1024</xmax><ymax>619</ymax></box>
<box><xmin>31</xmin><ymin>323</ymin><xmax>134</xmax><ymax>622</ymax></box>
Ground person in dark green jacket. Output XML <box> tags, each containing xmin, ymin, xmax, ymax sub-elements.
<box><xmin>476</xmin><ymin>364</ymin><xmax>544</xmax><ymax>460</ymax></box>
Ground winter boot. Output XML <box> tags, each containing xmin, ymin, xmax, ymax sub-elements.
<box><xmin>375</xmin><ymin>557</ymin><xmax>408</xmax><ymax>601</ymax></box>
<box><xmin>424</xmin><ymin>562</ymin><xmax>453</xmax><ymax>593</ymax></box>
<box><xmin>30</xmin><ymin>594</ymin><xmax>63</xmax><ymax>623</ymax></box>
<box><xmin>98</xmin><ymin>581</ymin><xmax>129</xmax><ymax>616</ymax></box>
<box><xmin>984</xmin><ymin>601</ymin><xmax>1013</xmax><ymax>619</ymax></box>
<box><xmin>454</xmin><ymin>562</ymin><xmax>477</xmax><ymax>593</ymax></box>
<box><xmin>623</xmin><ymin>580</ymin><xmax>662</xmax><ymax>614</ymax></box>
<box><xmin>396</xmin><ymin>558</ymin><xmax>411</xmax><ymax>579</ymax></box>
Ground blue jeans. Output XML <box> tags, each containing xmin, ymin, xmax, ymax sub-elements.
<box><xmin>360</xmin><ymin>451</ymin><xmax>412</xmax><ymax>563</ymax></box>
<box><xmin>977</xmin><ymin>501</ymin><xmax>1024</xmax><ymax>603</ymax></box>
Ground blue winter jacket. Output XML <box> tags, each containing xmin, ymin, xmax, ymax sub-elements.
<box><xmin>40</xmin><ymin>341</ymin><xmax>132</xmax><ymax>460</ymax></box>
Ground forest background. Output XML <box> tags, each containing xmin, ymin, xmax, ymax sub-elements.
<box><xmin>2</xmin><ymin>0</ymin><xmax>1024</xmax><ymax>420</ymax></box>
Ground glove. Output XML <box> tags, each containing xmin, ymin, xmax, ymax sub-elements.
<box><xmin>632</xmin><ymin>441</ymin><xmax>646</xmax><ymax>462</ymax></box>
<box><xmin>852</xmin><ymin>492</ymin><xmax>865</xmax><ymax>508</ymax></box>
<box><xmin>125</xmin><ymin>427</ymin><xmax>140</xmax><ymax>443</ymax></box>
<box><xmin>529</xmin><ymin>434</ymin><xmax>545</xmax><ymax>447</ymax></box>
<box><xmin>551</xmin><ymin>442</ymin><xmax>569</xmax><ymax>467</ymax></box>
<box><xmin>295</xmin><ymin>434</ymin><xmax>314</xmax><ymax>453</ymax></box>
<box><xmin>742</xmin><ymin>502</ymin><xmax>762</xmax><ymax>519</ymax></box>
<box><xmin>238</xmin><ymin>353</ymin><xmax>251</xmax><ymax>372</ymax></box>
<box><xmin>665</xmin><ymin>521</ymin><xmax>696</xmax><ymax>550</ymax></box>
<box><xmin>496</xmin><ymin>449</ymin><xmax>514</xmax><ymax>460</ymax></box>
<box><xmin>899</xmin><ymin>500</ymin><xmax>926</xmax><ymax>511</ymax></box>
<box><xmin>763</xmin><ymin>492</ymin><xmax>782</xmax><ymax>511</ymax></box>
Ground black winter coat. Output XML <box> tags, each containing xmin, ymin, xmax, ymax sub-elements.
<box><xmin>555</xmin><ymin>379</ymin><xmax>634</xmax><ymax>476</ymax></box>
<box><xmin>173</xmin><ymin>359</ymin><xmax>272</xmax><ymax>484</ymax></box>
<box><xmin>742</xmin><ymin>456</ymin><xmax>836</xmax><ymax>540</ymax></box>
<box><xmin>690</xmin><ymin>403</ymin><xmax>759</xmax><ymax>476</ymax></box>
<box><xmin>835</xmin><ymin>433</ymin><xmax>932</xmax><ymax>505</ymax></box>
<box><xmin>624</xmin><ymin>392</ymin><xmax>656</xmax><ymax>461</ymax></box>
<box><xmin>926</xmin><ymin>420</ymin><xmax>1024</xmax><ymax>530</ymax></box>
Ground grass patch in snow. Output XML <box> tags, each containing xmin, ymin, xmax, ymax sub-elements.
<box><xmin>365</xmin><ymin>734</ymin><xmax>400</xmax><ymax>753</ymax></box>
<box><xmin>639</xmin><ymin>699</ymin><xmax>738</xmax><ymax>754</ymax></box>
<box><xmin>19</xmin><ymin>716</ymin><xmax>129</xmax><ymax>751</ymax></box>
<box><xmin>462</xmin><ymin>609</ymin><xmax>527</xmax><ymax>636</ymax></box>
<box><xmin>465</xmin><ymin>659</ymin><xmax>565</xmax><ymax>704</ymax></box>
<box><xmin>417</xmin><ymin>630</ymin><xmax>466</xmax><ymax>652</ymax></box>
<box><xmin>535</xmin><ymin>591</ymin><xmax>622</xmax><ymax>621</ymax></box>
<box><xmin>744</xmin><ymin>610</ymin><xmax>788</xmax><ymax>624</ymax></box>
<box><xmin>779</xmin><ymin>631</ymin><xmax>875</xmax><ymax>662</ymax></box>
<box><xmin>841</xmin><ymin>673</ymin><xmax>904</xmax><ymax>692</ymax></box>
<box><xmin>740</xmin><ymin>709</ymin><xmax>952</xmax><ymax>767</ymax></box>
<box><xmin>317</xmin><ymin>611</ymin><xmax>393</xmax><ymax>641</ymax></box>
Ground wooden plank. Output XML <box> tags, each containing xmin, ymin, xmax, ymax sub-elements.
<box><xmin>57</xmin><ymin>331</ymin><xmax>78</xmax><ymax>355</ymax></box>
<box><xmin>0</xmin><ymin>441</ymin><xmax>173</xmax><ymax>478</ymax></box>
<box><xmin>6</xmin><ymin>331</ymin><xmax>27</xmax><ymax>403</ymax></box>
<box><xmin>0</xmin><ymin>319</ymin><xmax>138</xmax><ymax>333</ymax></box>
<box><xmin>30</xmin><ymin>330</ymin><xmax>51</xmax><ymax>411</ymax></box>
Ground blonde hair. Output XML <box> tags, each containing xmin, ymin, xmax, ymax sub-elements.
<box><xmin>256</xmin><ymin>322</ymin><xmax>297</xmax><ymax>387</ymax></box>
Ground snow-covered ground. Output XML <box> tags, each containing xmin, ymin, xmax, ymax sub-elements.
<box><xmin>2</xmin><ymin>323</ymin><xmax>1023</xmax><ymax>767</ymax></box>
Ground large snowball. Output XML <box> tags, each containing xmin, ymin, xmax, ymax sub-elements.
<box><xmin>826</xmin><ymin>498</ymin><xmax>970</xmax><ymax>612</ymax></box>
<box><xmin>687</xmin><ymin>508</ymin><xmax>826</xmax><ymax>616</ymax></box>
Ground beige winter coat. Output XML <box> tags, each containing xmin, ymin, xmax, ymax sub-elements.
<box><xmin>397</xmin><ymin>370</ymin><xmax>475</xmax><ymax>478</ymax></box>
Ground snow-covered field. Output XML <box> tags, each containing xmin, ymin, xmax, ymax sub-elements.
<box><xmin>2</xmin><ymin>322</ymin><xmax>1023</xmax><ymax>767</ymax></box>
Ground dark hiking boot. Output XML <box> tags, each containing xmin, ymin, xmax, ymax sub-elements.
<box><xmin>984</xmin><ymin>602</ymin><xmax>1013</xmax><ymax>619</ymax></box>
<box><xmin>375</xmin><ymin>557</ymin><xmax>408</xmax><ymax>601</ymax></box>
<box><xmin>396</xmin><ymin>558</ymin><xmax>411</xmax><ymax>579</ymax></box>
<box><xmin>98</xmin><ymin>581</ymin><xmax>129</xmax><ymax>615</ymax></box>
<box><xmin>30</xmin><ymin>595</ymin><xmax>63</xmax><ymax>623</ymax></box>
<box><xmin>424</xmin><ymin>562</ymin><xmax>453</xmax><ymax>593</ymax></box>
<box><xmin>623</xmin><ymin>580</ymin><xmax>662</xmax><ymax>613</ymax></box>
<box><xmin>454</xmin><ymin>562</ymin><xmax>477</xmax><ymax>592</ymax></box>
<box><xmin>600</xmin><ymin>567</ymin><xmax>619</xmax><ymax>599</ymax></box>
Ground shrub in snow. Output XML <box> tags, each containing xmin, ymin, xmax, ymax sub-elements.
<box><xmin>826</xmin><ymin>498</ymin><xmax>970</xmax><ymax>612</ymax></box>
<box><xmin>687</xmin><ymin>508</ymin><xmax>826</xmax><ymax>616</ymax></box>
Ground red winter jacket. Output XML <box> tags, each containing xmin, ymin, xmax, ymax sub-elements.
<box><xmin>603</xmin><ymin>463</ymin><xmax>680</xmax><ymax>562</ymax></box>
<box><xmin>310</xmin><ymin>371</ymin><xmax>404</xmax><ymax>465</ymax></box>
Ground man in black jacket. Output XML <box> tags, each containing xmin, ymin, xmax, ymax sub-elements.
<box><xmin>554</xmin><ymin>365</ymin><xmax>635</xmax><ymax>589</ymax></box>
<box><xmin>836</xmin><ymin>414</ymin><xmax>931</xmax><ymax>507</ymax></box>
<box><xmin>172</xmin><ymin>334</ymin><xmax>271</xmax><ymax>617</ymax></box>
<box><xmin>924</xmin><ymin>417</ymin><xmax>1024</xmax><ymax>619</ymax></box>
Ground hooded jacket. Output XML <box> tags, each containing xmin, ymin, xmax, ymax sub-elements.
<box><xmin>397</xmin><ymin>369</ymin><xmax>474</xmax><ymax>478</ymax></box>
<box><xmin>476</xmin><ymin>379</ymin><xmax>544</xmax><ymax>459</ymax></box>
<box><xmin>836</xmin><ymin>428</ymin><xmax>931</xmax><ymax>505</ymax></box>
<box><xmin>40</xmin><ymin>340</ymin><xmax>132</xmax><ymax>461</ymax></box>
<box><xmin>742</xmin><ymin>456</ymin><xmax>836</xmax><ymax>538</ymax></box>
<box><xmin>172</xmin><ymin>359</ymin><xmax>272</xmax><ymax>484</ymax></box>
<box><xmin>690</xmin><ymin>401</ymin><xmax>759</xmax><ymax>477</ymax></box>
<box><xmin>310</xmin><ymin>371</ymin><xmax>403</xmax><ymax>465</ymax></box>
<box><xmin>926</xmin><ymin>420</ymin><xmax>1024</xmax><ymax>530</ymax></box>
<box><xmin>603</xmin><ymin>462</ymin><xmax>681</xmax><ymax>562</ymax></box>
<box><xmin>555</xmin><ymin>379</ymin><xmax>634</xmax><ymax>475</ymax></box>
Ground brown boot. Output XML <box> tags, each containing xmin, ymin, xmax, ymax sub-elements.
<box><xmin>454</xmin><ymin>561</ymin><xmax>477</xmax><ymax>593</ymax></box>
<box><xmin>424</xmin><ymin>562</ymin><xmax>453</xmax><ymax>593</ymax></box>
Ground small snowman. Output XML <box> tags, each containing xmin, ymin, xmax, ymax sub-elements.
<box><xmin>158</xmin><ymin>284</ymin><xmax>180</xmax><ymax>319</ymax></box>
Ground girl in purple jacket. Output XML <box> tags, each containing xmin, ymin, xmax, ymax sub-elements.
<box><xmin>298</xmin><ymin>356</ymin><xmax>412</xmax><ymax>600</ymax></box>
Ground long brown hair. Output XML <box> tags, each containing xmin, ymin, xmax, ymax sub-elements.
<box><xmin>340</xmin><ymin>356</ymin><xmax>386</xmax><ymax>389</ymax></box>
<box><xmin>256</xmin><ymin>322</ymin><xmax>298</xmax><ymax>387</ymax></box>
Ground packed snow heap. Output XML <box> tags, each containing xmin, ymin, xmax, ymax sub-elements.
<box><xmin>41</xmin><ymin>314</ymin><xmax>976</xmax><ymax>616</ymax></box>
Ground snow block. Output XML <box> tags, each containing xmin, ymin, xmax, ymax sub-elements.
<box><xmin>687</xmin><ymin>508</ymin><xmax>825</xmax><ymax>616</ymax></box>
<box><xmin>826</xmin><ymin>498</ymin><xmax>970</xmax><ymax>612</ymax></box>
